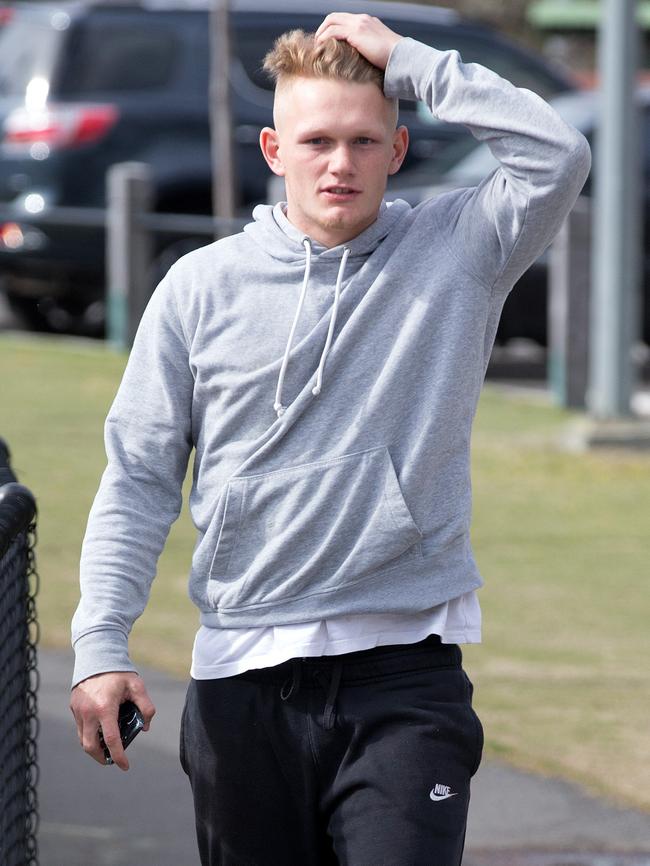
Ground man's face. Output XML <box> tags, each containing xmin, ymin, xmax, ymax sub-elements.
<box><xmin>260</xmin><ymin>77</ymin><xmax>408</xmax><ymax>248</ymax></box>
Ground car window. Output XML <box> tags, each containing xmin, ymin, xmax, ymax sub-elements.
<box><xmin>235</xmin><ymin>26</ymin><xmax>302</xmax><ymax>93</ymax></box>
<box><xmin>57</xmin><ymin>18</ymin><xmax>180</xmax><ymax>95</ymax></box>
<box><xmin>232</xmin><ymin>17</ymin><xmax>431</xmax><ymax>115</ymax></box>
<box><xmin>0</xmin><ymin>10</ymin><xmax>61</xmax><ymax>98</ymax></box>
<box><xmin>235</xmin><ymin>13</ymin><xmax>352</xmax><ymax>94</ymax></box>
<box><xmin>231</xmin><ymin>17</ymin><xmax>419</xmax><ymax>116</ymax></box>
<box><xmin>234</xmin><ymin>19</ymin><xmax>564</xmax><ymax>120</ymax></box>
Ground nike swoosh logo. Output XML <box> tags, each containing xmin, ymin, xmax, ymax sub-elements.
<box><xmin>429</xmin><ymin>790</ymin><xmax>459</xmax><ymax>802</ymax></box>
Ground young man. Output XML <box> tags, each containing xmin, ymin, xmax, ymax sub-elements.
<box><xmin>70</xmin><ymin>13</ymin><xmax>591</xmax><ymax>865</ymax></box>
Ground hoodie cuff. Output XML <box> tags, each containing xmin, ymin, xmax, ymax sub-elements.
<box><xmin>71</xmin><ymin>628</ymin><xmax>138</xmax><ymax>690</ymax></box>
<box><xmin>383</xmin><ymin>36</ymin><xmax>442</xmax><ymax>105</ymax></box>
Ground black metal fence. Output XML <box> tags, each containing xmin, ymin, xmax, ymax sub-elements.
<box><xmin>0</xmin><ymin>438</ymin><xmax>39</xmax><ymax>866</ymax></box>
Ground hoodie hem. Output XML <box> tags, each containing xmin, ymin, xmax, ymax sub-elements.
<box><xmin>199</xmin><ymin>547</ymin><xmax>484</xmax><ymax>629</ymax></box>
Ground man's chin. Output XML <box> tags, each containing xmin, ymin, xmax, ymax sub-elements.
<box><xmin>318</xmin><ymin>206</ymin><xmax>373</xmax><ymax>233</ymax></box>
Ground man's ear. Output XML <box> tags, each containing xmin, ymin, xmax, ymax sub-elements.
<box><xmin>259</xmin><ymin>127</ymin><xmax>285</xmax><ymax>177</ymax></box>
<box><xmin>388</xmin><ymin>125</ymin><xmax>409</xmax><ymax>175</ymax></box>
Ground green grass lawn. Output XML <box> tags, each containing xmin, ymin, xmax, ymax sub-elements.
<box><xmin>2</xmin><ymin>333</ymin><xmax>649</xmax><ymax>811</ymax></box>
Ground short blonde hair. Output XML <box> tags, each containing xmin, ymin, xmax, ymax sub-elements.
<box><xmin>263</xmin><ymin>29</ymin><xmax>398</xmax><ymax>125</ymax></box>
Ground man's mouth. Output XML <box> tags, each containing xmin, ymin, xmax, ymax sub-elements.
<box><xmin>321</xmin><ymin>186</ymin><xmax>360</xmax><ymax>200</ymax></box>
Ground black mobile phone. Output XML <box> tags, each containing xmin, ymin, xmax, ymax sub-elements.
<box><xmin>98</xmin><ymin>700</ymin><xmax>145</xmax><ymax>765</ymax></box>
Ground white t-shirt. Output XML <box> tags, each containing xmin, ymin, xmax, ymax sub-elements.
<box><xmin>191</xmin><ymin>590</ymin><xmax>481</xmax><ymax>679</ymax></box>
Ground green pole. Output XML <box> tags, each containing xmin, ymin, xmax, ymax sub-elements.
<box><xmin>588</xmin><ymin>0</ymin><xmax>642</xmax><ymax>418</ymax></box>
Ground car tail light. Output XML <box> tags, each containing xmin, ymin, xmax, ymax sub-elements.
<box><xmin>0</xmin><ymin>7</ymin><xmax>14</xmax><ymax>26</ymax></box>
<box><xmin>1</xmin><ymin>103</ymin><xmax>119</xmax><ymax>154</ymax></box>
<box><xmin>0</xmin><ymin>222</ymin><xmax>25</xmax><ymax>250</ymax></box>
<box><xmin>0</xmin><ymin>222</ymin><xmax>47</xmax><ymax>251</ymax></box>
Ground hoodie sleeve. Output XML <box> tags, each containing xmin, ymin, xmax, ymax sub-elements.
<box><xmin>383</xmin><ymin>37</ymin><xmax>592</xmax><ymax>293</ymax></box>
<box><xmin>70</xmin><ymin>265</ymin><xmax>194</xmax><ymax>689</ymax></box>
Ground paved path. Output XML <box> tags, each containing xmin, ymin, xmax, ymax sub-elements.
<box><xmin>39</xmin><ymin>648</ymin><xmax>650</xmax><ymax>865</ymax></box>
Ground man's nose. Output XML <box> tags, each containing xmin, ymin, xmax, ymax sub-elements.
<box><xmin>329</xmin><ymin>145</ymin><xmax>355</xmax><ymax>174</ymax></box>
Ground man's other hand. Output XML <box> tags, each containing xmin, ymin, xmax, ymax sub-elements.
<box><xmin>314</xmin><ymin>13</ymin><xmax>403</xmax><ymax>71</ymax></box>
<box><xmin>70</xmin><ymin>671</ymin><xmax>156</xmax><ymax>771</ymax></box>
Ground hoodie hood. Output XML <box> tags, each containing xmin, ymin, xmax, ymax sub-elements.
<box><xmin>244</xmin><ymin>198</ymin><xmax>411</xmax><ymax>263</ymax></box>
<box><xmin>244</xmin><ymin>199</ymin><xmax>411</xmax><ymax>417</ymax></box>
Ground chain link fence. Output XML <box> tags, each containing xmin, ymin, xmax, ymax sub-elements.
<box><xmin>0</xmin><ymin>438</ymin><xmax>39</xmax><ymax>866</ymax></box>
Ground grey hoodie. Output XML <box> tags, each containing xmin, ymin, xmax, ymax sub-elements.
<box><xmin>71</xmin><ymin>37</ymin><xmax>591</xmax><ymax>688</ymax></box>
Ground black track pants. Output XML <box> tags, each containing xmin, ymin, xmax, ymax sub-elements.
<box><xmin>179</xmin><ymin>633</ymin><xmax>484</xmax><ymax>866</ymax></box>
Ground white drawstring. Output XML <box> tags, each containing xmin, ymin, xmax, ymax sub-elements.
<box><xmin>273</xmin><ymin>239</ymin><xmax>312</xmax><ymax>418</ymax></box>
<box><xmin>273</xmin><ymin>241</ymin><xmax>351</xmax><ymax>417</ymax></box>
<box><xmin>312</xmin><ymin>246</ymin><xmax>350</xmax><ymax>396</ymax></box>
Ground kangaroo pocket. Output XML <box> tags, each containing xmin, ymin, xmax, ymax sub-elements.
<box><xmin>207</xmin><ymin>445</ymin><xmax>423</xmax><ymax>610</ymax></box>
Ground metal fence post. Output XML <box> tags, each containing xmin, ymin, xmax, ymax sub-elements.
<box><xmin>106</xmin><ymin>162</ymin><xmax>154</xmax><ymax>350</ymax></box>
<box><xmin>0</xmin><ymin>437</ymin><xmax>39</xmax><ymax>866</ymax></box>
<box><xmin>548</xmin><ymin>196</ymin><xmax>592</xmax><ymax>409</ymax></box>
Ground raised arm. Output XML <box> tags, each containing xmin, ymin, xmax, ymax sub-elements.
<box><xmin>316</xmin><ymin>13</ymin><xmax>592</xmax><ymax>293</ymax></box>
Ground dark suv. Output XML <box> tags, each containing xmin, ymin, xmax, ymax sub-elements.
<box><xmin>0</xmin><ymin>0</ymin><xmax>577</xmax><ymax>334</ymax></box>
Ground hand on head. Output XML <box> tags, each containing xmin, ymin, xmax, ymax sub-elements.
<box><xmin>314</xmin><ymin>13</ymin><xmax>403</xmax><ymax>71</ymax></box>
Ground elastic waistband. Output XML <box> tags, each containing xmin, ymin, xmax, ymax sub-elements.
<box><xmin>237</xmin><ymin>633</ymin><xmax>461</xmax><ymax>687</ymax></box>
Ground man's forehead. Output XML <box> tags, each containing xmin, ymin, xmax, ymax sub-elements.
<box><xmin>274</xmin><ymin>76</ymin><xmax>393</xmax><ymax>131</ymax></box>
<box><xmin>290</xmin><ymin>119</ymin><xmax>388</xmax><ymax>138</ymax></box>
